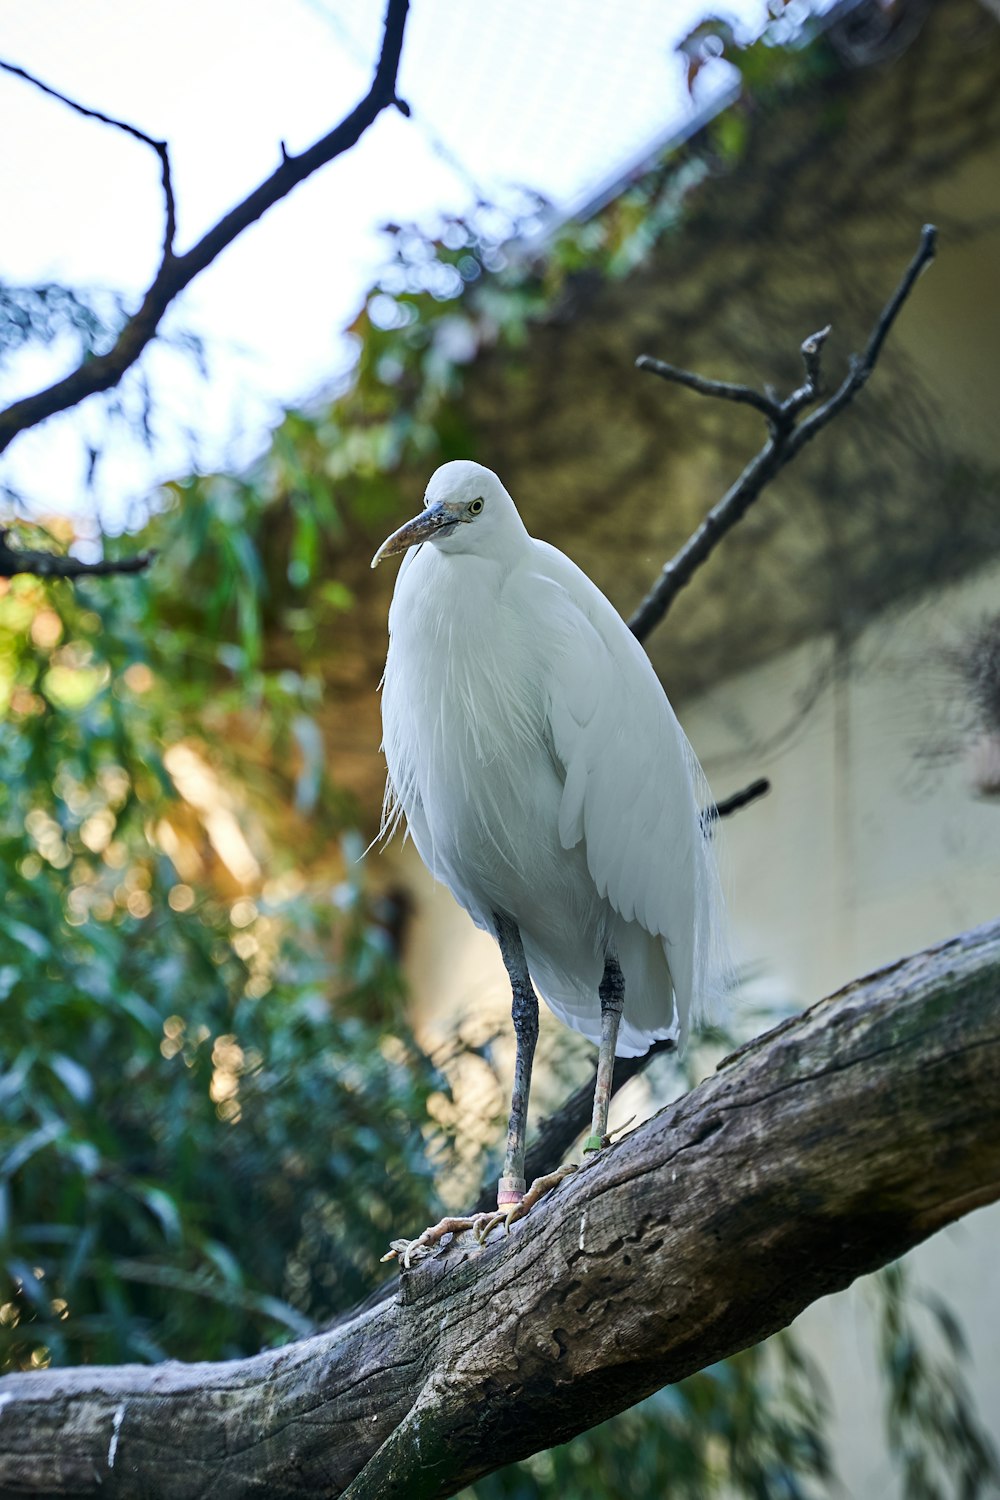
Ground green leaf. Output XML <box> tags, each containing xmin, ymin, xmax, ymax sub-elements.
<box><xmin>48</xmin><ymin>1055</ymin><xmax>94</xmax><ymax>1105</ymax></box>
<box><xmin>134</xmin><ymin>1185</ymin><xmax>183</xmax><ymax>1246</ymax></box>
<box><xmin>0</xmin><ymin>918</ymin><xmax>50</xmax><ymax>960</ymax></box>
<box><xmin>1</xmin><ymin>1120</ymin><xmax>65</xmax><ymax>1179</ymax></box>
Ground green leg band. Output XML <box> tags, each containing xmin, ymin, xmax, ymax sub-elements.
<box><xmin>583</xmin><ymin>1133</ymin><xmax>603</xmax><ymax>1154</ymax></box>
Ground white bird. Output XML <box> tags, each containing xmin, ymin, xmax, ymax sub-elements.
<box><xmin>372</xmin><ymin>461</ymin><xmax>726</xmax><ymax>1246</ymax></box>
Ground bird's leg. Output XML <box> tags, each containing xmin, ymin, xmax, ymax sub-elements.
<box><xmin>476</xmin><ymin>948</ymin><xmax>623</xmax><ymax>1242</ymax></box>
<box><xmin>382</xmin><ymin>920</ymin><xmax>580</xmax><ymax>1266</ymax></box>
<box><xmin>493</xmin><ymin>911</ymin><xmax>538</xmax><ymax>1208</ymax></box>
<box><xmin>464</xmin><ymin>914</ymin><xmax>578</xmax><ymax>1242</ymax></box>
<box><xmin>583</xmin><ymin>953</ymin><xmax>624</xmax><ymax>1155</ymax></box>
<box><xmin>384</xmin><ymin>916</ymin><xmax>552</xmax><ymax>1264</ymax></box>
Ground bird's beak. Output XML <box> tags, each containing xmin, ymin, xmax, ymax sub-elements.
<box><xmin>371</xmin><ymin>502</ymin><xmax>456</xmax><ymax>569</ymax></box>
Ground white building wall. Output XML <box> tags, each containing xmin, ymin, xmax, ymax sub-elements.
<box><xmin>685</xmin><ymin>560</ymin><xmax>1000</xmax><ymax>1496</ymax></box>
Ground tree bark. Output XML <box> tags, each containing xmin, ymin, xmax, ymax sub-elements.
<box><xmin>2</xmin><ymin>918</ymin><xmax>998</xmax><ymax>1499</ymax></box>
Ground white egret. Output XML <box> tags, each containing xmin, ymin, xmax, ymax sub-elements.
<box><xmin>372</xmin><ymin>461</ymin><xmax>726</xmax><ymax>1255</ymax></box>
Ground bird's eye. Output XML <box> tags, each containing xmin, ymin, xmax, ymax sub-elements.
<box><xmin>467</xmin><ymin>497</ymin><xmax>484</xmax><ymax>516</ymax></box>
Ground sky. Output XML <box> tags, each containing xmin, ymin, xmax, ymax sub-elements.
<box><xmin>0</xmin><ymin>0</ymin><xmax>810</xmax><ymax>534</ymax></box>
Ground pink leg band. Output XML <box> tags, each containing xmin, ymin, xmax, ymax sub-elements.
<box><xmin>497</xmin><ymin>1175</ymin><xmax>526</xmax><ymax>1206</ymax></box>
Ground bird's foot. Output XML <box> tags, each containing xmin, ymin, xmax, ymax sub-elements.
<box><xmin>381</xmin><ymin>1164</ymin><xmax>579</xmax><ymax>1268</ymax></box>
<box><xmin>470</xmin><ymin>1163</ymin><xmax>579</xmax><ymax>1242</ymax></box>
<box><xmin>381</xmin><ymin>1212</ymin><xmax>498</xmax><ymax>1268</ymax></box>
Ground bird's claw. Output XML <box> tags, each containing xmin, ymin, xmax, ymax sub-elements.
<box><xmin>472</xmin><ymin>1202</ymin><xmax>523</xmax><ymax>1243</ymax></box>
<box><xmin>382</xmin><ymin>1164</ymin><xmax>580</xmax><ymax>1266</ymax></box>
<box><xmin>380</xmin><ymin>1212</ymin><xmax>496</xmax><ymax>1268</ymax></box>
<box><xmin>473</xmin><ymin>1162</ymin><xmax>580</xmax><ymax>1241</ymax></box>
<box><xmin>524</xmin><ymin>1161</ymin><xmax>580</xmax><ymax>1202</ymax></box>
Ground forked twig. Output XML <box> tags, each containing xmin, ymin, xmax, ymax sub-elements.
<box><xmin>628</xmin><ymin>225</ymin><xmax>938</xmax><ymax>641</ymax></box>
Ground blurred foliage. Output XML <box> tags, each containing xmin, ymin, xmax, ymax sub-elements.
<box><xmin>0</xmin><ymin>280</ymin><xmax>206</xmax><ymax>507</ymax></box>
<box><xmin>0</xmin><ymin>493</ymin><xmax>452</xmax><ymax>1369</ymax></box>
<box><xmin>270</xmin><ymin>3</ymin><xmax>846</xmax><ymax>523</ymax></box>
<box><xmin>677</xmin><ymin>0</ymin><xmax>839</xmax><ymax>102</ymax></box>
<box><xmin>957</xmin><ymin>610</ymin><xmax>1000</xmax><ymax>737</ymax></box>
<box><xmin>1</xmin><ymin>2</ymin><xmax>997</xmax><ymax>1492</ymax></box>
<box><xmin>0</xmin><ymin>283</ymin><xmax>123</xmax><ymax>366</ymax></box>
<box><xmin>874</xmin><ymin>1262</ymin><xmax>999</xmax><ymax>1500</ymax></box>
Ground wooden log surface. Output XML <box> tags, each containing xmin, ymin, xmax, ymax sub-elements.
<box><xmin>2</xmin><ymin>918</ymin><xmax>998</xmax><ymax>1499</ymax></box>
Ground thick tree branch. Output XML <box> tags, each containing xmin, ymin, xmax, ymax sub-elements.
<box><xmin>0</xmin><ymin>531</ymin><xmax>154</xmax><ymax>579</ymax></box>
<box><xmin>2</xmin><ymin>916</ymin><xmax>997</xmax><ymax>1499</ymax></box>
<box><xmin>0</xmin><ymin>0</ymin><xmax>410</xmax><ymax>457</ymax></box>
<box><xmin>628</xmin><ymin>225</ymin><xmax>937</xmax><ymax>641</ymax></box>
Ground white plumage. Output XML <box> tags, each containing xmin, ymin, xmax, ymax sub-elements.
<box><xmin>375</xmin><ymin>460</ymin><xmax>726</xmax><ymax>1060</ymax></box>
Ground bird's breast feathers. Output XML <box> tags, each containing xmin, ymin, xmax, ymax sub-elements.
<box><xmin>383</xmin><ymin>546</ymin><xmax>554</xmax><ymax>795</ymax></box>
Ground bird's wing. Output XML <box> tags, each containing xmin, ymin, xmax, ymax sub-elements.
<box><xmin>516</xmin><ymin>543</ymin><xmax>720</xmax><ymax>1035</ymax></box>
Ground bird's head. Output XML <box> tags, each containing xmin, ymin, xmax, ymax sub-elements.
<box><xmin>371</xmin><ymin>461</ymin><xmax>525</xmax><ymax>568</ymax></box>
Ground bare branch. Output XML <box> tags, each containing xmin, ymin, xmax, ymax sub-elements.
<box><xmin>0</xmin><ymin>58</ymin><xmax>176</xmax><ymax>258</ymax></box>
<box><xmin>628</xmin><ymin>225</ymin><xmax>938</xmax><ymax>642</ymax></box>
<box><xmin>628</xmin><ymin>431</ymin><xmax>800</xmax><ymax>640</ymax></box>
<box><xmin>0</xmin><ymin>0</ymin><xmax>410</xmax><ymax>457</ymax></box>
<box><xmin>707</xmin><ymin>774</ymin><xmax>771</xmax><ymax>823</ymax></box>
<box><xmin>0</xmin><ymin>532</ymin><xmax>154</xmax><ymax>580</ymax></box>
<box><xmin>634</xmin><ymin>354</ymin><xmax>781</xmax><ymax>422</ymax></box>
<box><xmin>0</xmin><ymin>57</ymin><xmax>165</xmax><ymax>149</ymax></box>
<box><xmin>2</xmin><ymin>918</ymin><xmax>997</xmax><ymax>1498</ymax></box>
<box><xmin>788</xmin><ymin>224</ymin><xmax>938</xmax><ymax>453</ymax></box>
<box><xmin>780</xmin><ymin>322</ymin><xmax>831</xmax><ymax>420</ymax></box>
